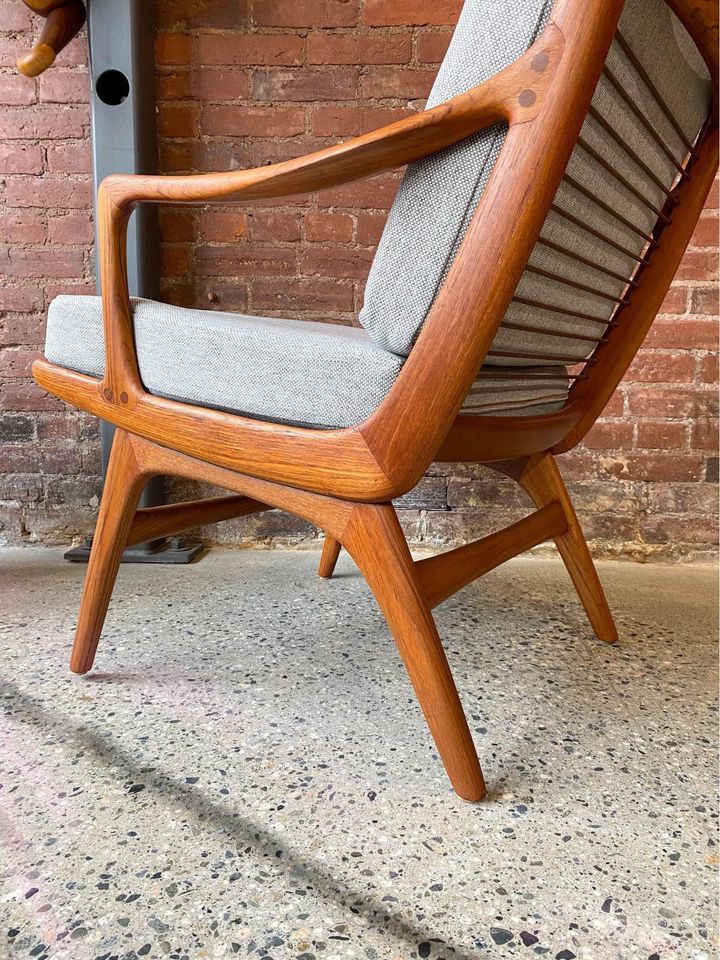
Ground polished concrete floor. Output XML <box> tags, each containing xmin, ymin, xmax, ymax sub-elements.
<box><xmin>0</xmin><ymin>546</ymin><xmax>717</xmax><ymax>960</ymax></box>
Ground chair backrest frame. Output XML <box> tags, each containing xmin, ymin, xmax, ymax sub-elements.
<box><xmin>360</xmin><ymin>0</ymin><xmax>718</xmax><ymax>488</ymax></box>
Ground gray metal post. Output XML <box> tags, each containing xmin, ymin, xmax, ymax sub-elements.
<box><xmin>65</xmin><ymin>0</ymin><xmax>201</xmax><ymax>563</ymax></box>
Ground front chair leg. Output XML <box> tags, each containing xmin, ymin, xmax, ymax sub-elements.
<box><xmin>341</xmin><ymin>503</ymin><xmax>486</xmax><ymax>801</ymax></box>
<box><xmin>318</xmin><ymin>535</ymin><xmax>341</xmax><ymax>578</ymax></box>
<box><xmin>70</xmin><ymin>430</ymin><xmax>149</xmax><ymax>674</ymax></box>
<box><xmin>519</xmin><ymin>453</ymin><xmax>618</xmax><ymax>644</ymax></box>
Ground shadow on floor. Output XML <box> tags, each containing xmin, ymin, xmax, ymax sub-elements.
<box><xmin>1</xmin><ymin>678</ymin><xmax>484</xmax><ymax>959</ymax></box>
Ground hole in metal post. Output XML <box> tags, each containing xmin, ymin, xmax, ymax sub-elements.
<box><xmin>96</xmin><ymin>69</ymin><xmax>130</xmax><ymax>106</ymax></box>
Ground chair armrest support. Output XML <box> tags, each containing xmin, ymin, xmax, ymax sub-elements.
<box><xmin>95</xmin><ymin>24</ymin><xmax>563</xmax><ymax>408</ymax></box>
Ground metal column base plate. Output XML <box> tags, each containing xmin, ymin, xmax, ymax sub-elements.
<box><xmin>64</xmin><ymin>537</ymin><xmax>205</xmax><ymax>564</ymax></box>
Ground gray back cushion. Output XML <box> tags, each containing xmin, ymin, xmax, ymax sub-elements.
<box><xmin>360</xmin><ymin>0</ymin><xmax>553</xmax><ymax>356</ymax></box>
<box><xmin>360</xmin><ymin>0</ymin><xmax>712</xmax><ymax>366</ymax></box>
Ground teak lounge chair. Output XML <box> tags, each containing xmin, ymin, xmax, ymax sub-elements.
<box><xmin>34</xmin><ymin>0</ymin><xmax>717</xmax><ymax>800</ymax></box>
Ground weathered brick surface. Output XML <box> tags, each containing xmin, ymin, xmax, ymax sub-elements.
<box><xmin>0</xmin><ymin>3</ymin><xmax>717</xmax><ymax>559</ymax></box>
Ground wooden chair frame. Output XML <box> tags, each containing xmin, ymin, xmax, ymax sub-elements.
<box><xmin>33</xmin><ymin>0</ymin><xmax>718</xmax><ymax>800</ymax></box>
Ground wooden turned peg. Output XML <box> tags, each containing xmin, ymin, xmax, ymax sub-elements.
<box><xmin>16</xmin><ymin>0</ymin><xmax>86</xmax><ymax>78</ymax></box>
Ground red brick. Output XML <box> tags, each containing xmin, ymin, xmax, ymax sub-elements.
<box><xmin>360</xmin><ymin>67</ymin><xmax>436</xmax><ymax>100</ymax></box>
<box><xmin>4</xmin><ymin>176</ymin><xmax>93</xmax><ymax>209</ymax></box>
<box><xmin>0</xmin><ymin>35</ymin><xmax>25</xmax><ymax>67</ymax></box>
<box><xmin>626</xmin><ymin>352</ymin><xmax>695</xmax><ymax>383</ymax></box>
<box><xmin>0</xmin><ymin>209</ymin><xmax>46</xmax><ymax>244</ymax></box>
<box><xmin>202</xmin><ymin>104</ymin><xmax>305</xmax><ymax>137</ymax></box>
<box><xmin>198</xmin><ymin>33</ymin><xmax>303</xmax><ymax>66</ymax></box>
<box><xmin>305</xmin><ymin>212</ymin><xmax>354</xmax><ymax>243</ymax></box>
<box><xmin>250</xmin><ymin>277</ymin><xmax>354</xmax><ymax>312</ymax></box>
<box><xmin>0</xmin><ymin>73</ymin><xmax>35</xmax><ymax>105</ymax></box>
<box><xmin>196</xmin><ymin>245</ymin><xmax>297</xmax><ymax>276</ymax></box>
<box><xmin>691</xmin><ymin>419</ymin><xmax>719</xmax><ymax>452</ymax></box>
<box><xmin>0</xmin><ymin>0</ymin><xmax>32</xmax><ymax>30</ymax></box>
<box><xmin>200</xmin><ymin>210</ymin><xmax>249</xmax><ymax>242</ymax></box>
<box><xmin>648</xmin><ymin>483</ymin><xmax>719</xmax><ymax>515</ymax></box>
<box><xmin>636</xmin><ymin>421</ymin><xmax>688</xmax><ymax>450</ymax></box>
<box><xmin>700</xmin><ymin>353</ymin><xmax>718</xmax><ymax>383</ymax></box>
<box><xmin>249</xmin><ymin>210</ymin><xmax>301</xmax><ymax>242</ymax></box>
<box><xmin>690</xmin><ymin>286</ymin><xmax>719</xmax><ymax>315</ymax></box>
<box><xmin>0</xmin><ymin>143</ymin><xmax>43</xmax><ymax>174</ymax></box>
<box><xmin>644</xmin><ymin>317</ymin><xmax>718</xmax><ymax>350</ymax></box>
<box><xmin>197</xmin><ymin>67</ymin><xmax>250</xmax><ymax>102</ymax></box>
<box><xmin>356</xmin><ymin>212</ymin><xmax>386</xmax><ymax>245</ymax></box>
<box><xmin>0</xmin><ymin>347</ymin><xmax>40</xmax><ymax>379</ymax></box>
<box><xmin>252</xmin><ymin>68</ymin><xmax>358</xmax><ymax>102</ymax></box>
<box><xmin>158</xmin><ymin>102</ymin><xmax>198</xmax><ymax>138</ymax></box>
<box><xmin>0</xmin><ymin>284</ymin><xmax>42</xmax><ymax>313</ymax></box>
<box><xmin>364</xmin><ymin>0</ymin><xmax>462</xmax><ymax>25</ymax></box>
<box><xmin>48</xmin><ymin>213</ymin><xmax>94</xmax><ymax>245</ymax></box>
<box><xmin>38</xmin><ymin>70</ymin><xmax>88</xmax><ymax>103</ymax></box>
<box><xmin>300</xmin><ymin>246</ymin><xmax>373</xmax><ymax>279</ymax></box>
<box><xmin>2</xmin><ymin>105</ymin><xmax>86</xmax><ymax>139</ymax></box>
<box><xmin>642</xmin><ymin>514</ymin><xmax>719</xmax><ymax>545</ymax></box>
<box><xmin>248</xmin><ymin>137</ymin><xmax>325</xmax><ymax>167</ymax></box>
<box><xmin>0</xmin><ymin>379</ymin><xmax>63</xmax><ymax>412</ymax></box>
<box><xmin>158</xmin><ymin>67</ymin><xmax>252</xmax><ymax>102</ymax></box>
<box><xmin>45</xmin><ymin>140</ymin><xmax>92</xmax><ymax>174</ymax></box>
<box><xmin>0</xmin><ymin>313</ymin><xmax>43</xmax><ymax>346</ymax></box>
<box><xmin>311</xmin><ymin>105</ymin><xmax>413</xmax><ymax>137</ymax></box>
<box><xmin>626</xmin><ymin>386</ymin><xmax>696</xmax><ymax>418</ymax></box>
<box><xmin>706</xmin><ymin>178</ymin><xmax>719</xmax><ymax>209</ymax></box>
<box><xmin>307</xmin><ymin>33</ymin><xmax>411</xmax><ymax>65</ymax></box>
<box><xmin>157</xmin><ymin>0</ymin><xmax>250</xmax><ymax>29</ymax></box>
<box><xmin>416</xmin><ymin>30</ymin><xmax>452</xmax><ymax>63</ymax></box>
<box><xmin>581</xmin><ymin>421</ymin><xmax>634</xmax><ymax>450</ymax></box>
<box><xmin>318</xmin><ymin>175</ymin><xmax>400</xmax><ymax>209</ymax></box>
<box><xmin>43</xmin><ymin>280</ymin><xmax>95</xmax><ymax>302</ymax></box>
<box><xmin>658</xmin><ymin>285</ymin><xmax>688</xmax><ymax>314</ymax></box>
<box><xmin>674</xmin><ymin>247</ymin><xmax>719</xmax><ymax>281</ymax></box>
<box><xmin>156</xmin><ymin>31</ymin><xmax>195</xmax><ymax>66</ymax></box>
<box><xmin>251</xmin><ymin>0</ymin><xmax>358</xmax><ymax>27</ymax></box>
<box><xmin>0</xmin><ymin>442</ymin><xmax>82</xmax><ymax>474</ymax></box>
<box><xmin>159</xmin><ymin>208</ymin><xmax>196</xmax><ymax>243</ymax></box>
<box><xmin>598</xmin><ymin>391</ymin><xmax>625</xmax><ymax>417</ymax></box>
<box><xmin>161</xmin><ymin>245</ymin><xmax>191</xmax><ymax>277</ymax></box>
<box><xmin>1</xmin><ymin>247</ymin><xmax>85</xmax><ymax>279</ymax></box>
<box><xmin>690</xmin><ymin>213</ymin><xmax>719</xmax><ymax>247</ymax></box>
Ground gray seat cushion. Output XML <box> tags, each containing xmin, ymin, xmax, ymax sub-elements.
<box><xmin>45</xmin><ymin>296</ymin><xmax>403</xmax><ymax>429</ymax></box>
<box><xmin>44</xmin><ymin>296</ymin><xmax>567</xmax><ymax>426</ymax></box>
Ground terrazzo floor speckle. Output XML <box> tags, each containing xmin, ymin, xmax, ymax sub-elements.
<box><xmin>0</xmin><ymin>546</ymin><xmax>717</xmax><ymax>960</ymax></box>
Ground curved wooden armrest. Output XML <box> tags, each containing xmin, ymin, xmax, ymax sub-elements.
<box><xmin>95</xmin><ymin>23</ymin><xmax>563</xmax><ymax>412</ymax></box>
<box><xmin>102</xmin><ymin>26</ymin><xmax>561</xmax><ymax>211</ymax></box>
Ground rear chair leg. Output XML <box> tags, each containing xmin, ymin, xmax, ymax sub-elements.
<box><xmin>519</xmin><ymin>453</ymin><xmax>618</xmax><ymax>644</ymax></box>
<box><xmin>70</xmin><ymin>430</ymin><xmax>148</xmax><ymax>674</ymax></box>
<box><xmin>341</xmin><ymin>503</ymin><xmax>486</xmax><ymax>801</ymax></box>
<box><xmin>318</xmin><ymin>535</ymin><xmax>341</xmax><ymax>578</ymax></box>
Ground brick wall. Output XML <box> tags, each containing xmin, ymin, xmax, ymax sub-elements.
<box><xmin>1</xmin><ymin>0</ymin><xmax>717</xmax><ymax>559</ymax></box>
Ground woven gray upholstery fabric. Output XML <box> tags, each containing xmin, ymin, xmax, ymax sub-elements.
<box><xmin>462</xmin><ymin>366</ymin><xmax>569</xmax><ymax>417</ymax></box>
<box><xmin>45</xmin><ymin>296</ymin><xmax>403</xmax><ymax>429</ymax></box>
<box><xmin>44</xmin><ymin>296</ymin><xmax>566</xmax><ymax>425</ymax></box>
<box><xmin>359</xmin><ymin>0</ymin><xmax>554</xmax><ymax>355</ymax></box>
<box><xmin>360</xmin><ymin>0</ymin><xmax>712</xmax><ymax>378</ymax></box>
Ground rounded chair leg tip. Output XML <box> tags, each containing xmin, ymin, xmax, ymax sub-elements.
<box><xmin>69</xmin><ymin>652</ymin><xmax>93</xmax><ymax>675</ymax></box>
<box><xmin>456</xmin><ymin>783</ymin><xmax>488</xmax><ymax>803</ymax></box>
